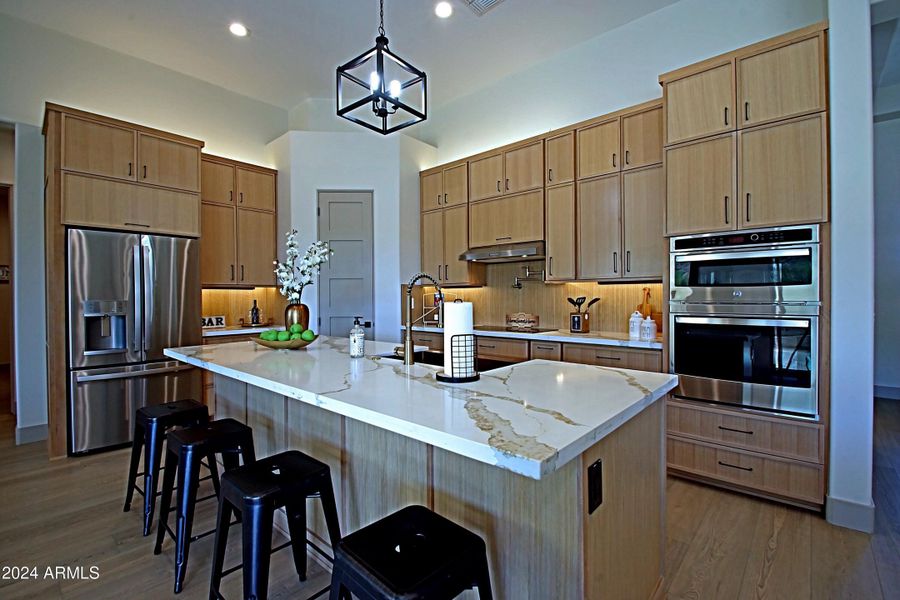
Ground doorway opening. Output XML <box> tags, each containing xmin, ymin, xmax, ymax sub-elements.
<box><xmin>0</xmin><ymin>184</ymin><xmax>12</xmax><ymax>417</ymax></box>
<box><xmin>316</xmin><ymin>191</ymin><xmax>375</xmax><ymax>340</ymax></box>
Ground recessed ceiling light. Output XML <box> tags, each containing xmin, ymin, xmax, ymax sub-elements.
<box><xmin>229</xmin><ymin>22</ymin><xmax>249</xmax><ymax>37</ymax></box>
<box><xmin>435</xmin><ymin>2</ymin><xmax>453</xmax><ymax>18</ymax></box>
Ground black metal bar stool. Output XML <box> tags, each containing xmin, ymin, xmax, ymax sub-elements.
<box><xmin>209</xmin><ymin>449</ymin><xmax>342</xmax><ymax>600</ymax></box>
<box><xmin>154</xmin><ymin>418</ymin><xmax>257</xmax><ymax>594</ymax></box>
<box><xmin>124</xmin><ymin>399</ymin><xmax>211</xmax><ymax>535</ymax></box>
<box><xmin>329</xmin><ymin>504</ymin><xmax>493</xmax><ymax>600</ymax></box>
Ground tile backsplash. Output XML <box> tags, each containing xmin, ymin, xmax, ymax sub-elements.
<box><xmin>404</xmin><ymin>262</ymin><xmax>663</xmax><ymax>334</ymax></box>
<box><xmin>201</xmin><ymin>287</ymin><xmax>288</xmax><ymax>328</ymax></box>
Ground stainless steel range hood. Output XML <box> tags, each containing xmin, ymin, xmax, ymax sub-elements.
<box><xmin>460</xmin><ymin>241</ymin><xmax>545</xmax><ymax>263</ymax></box>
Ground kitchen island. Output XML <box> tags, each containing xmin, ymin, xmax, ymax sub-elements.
<box><xmin>165</xmin><ymin>336</ymin><xmax>677</xmax><ymax>599</ymax></box>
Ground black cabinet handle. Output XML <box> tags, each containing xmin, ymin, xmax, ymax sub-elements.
<box><xmin>626</xmin><ymin>250</ymin><xmax>631</xmax><ymax>273</ymax></box>
<box><xmin>240</xmin><ymin>265</ymin><xmax>244</xmax><ymax>281</ymax></box>
<box><xmin>612</xmin><ymin>153</ymin><xmax>616</xmax><ymax>168</ymax></box>
<box><xmin>724</xmin><ymin>106</ymin><xmax>729</xmax><ymax>126</ymax></box>
<box><xmin>724</xmin><ymin>196</ymin><xmax>730</xmax><ymax>224</ymax></box>
<box><xmin>229</xmin><ymin>190</ymin><xmax>233</xmax><ymax>202</ymax></box>
<box><xmin>239</xmin><ymin>192</ymin><xmax>244</xmax><ymax>204</ymax></box>
<box><xmin>479</xmin><ymin>343</ymin><xmax>497</xmax><ymax>349</ymax></box>
<box><xmin>535</xmin><ymin>345</ymin><xmax>556</xmax><ymax>350</ymax></box>
<box><xmin>744</xmin><ymin>101</ymin><xmax>750</xmax><ymax>121</ymax></box>
<box><xmin>718</xmin><ymin>460</ymin><xmax>753</xmax><ymax>472</ymax></box>
<box><xmin>505</xmin><ymin>178</ymin><xmax>510</xmax><ymax>191</ymax></box>
<box><xmin>496</xmin><ymin>236</ymin><xmax>512</xmax><ymax>241</ymax></box>
<box><xmin>142</xmin><ymin>165</ymin><xmax>147</xmax><ymax>179</ymax></box>
<box><xmin>746</xmin><ymin>193</ymin><xmax>752</xmax><ymax>222</ymax></box>
<box><xmin>124</xmin><ymin>222</ymin><xmax>150</xmax><ymax>228</ymax></box>
<box><xmin>625</xmin><ymin>150</ymin><xmax>630</xmax><ymax>165</ymax></box>
<box><xmin>437</xmin><ymin>194</ymin><xmax>441</xmax><ymax>206</ymax></box>
<box><xmin>230</xmin><ymin>265</ymin><xmax>235</xmax><ymax>281</ymax></box>
<box><xmin>443</xmin><ymin>193</ymin><xmax>447</xmax><ymax>204</ymax></box>
<box><xmin>718</xmin><ymin>425</ymin><xmax>754</xmax><ymax>435</ymax></box>
<box><xmin>438</xmin><ymin>265</ymin><xmax>442</xmax><ymax>280</ymax></box>
<box><xmin>595</xmin><ymin>355</ymin><xmax>621</xmax><ymax>361</ymax></box>
<box><xmin>497</xmin><ymin>180</ymin><xmax>501</xmax><ymax>192</ymax></box>
<box><xmin>548</xmin><ymin>168</ymin><xmax>553</xmax><ymax>182</ymax></box>
<box><xmin>613</xmin><ymin>251</ymin><xmax>618</xmax><ymax>273</ymax></box>
<box><xmin>128</xmin><ymin>162</ymin><xmax>132</xmax><ymax>176</ymax></box>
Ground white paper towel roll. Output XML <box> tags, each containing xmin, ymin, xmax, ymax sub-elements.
<box><xmin>443</xmin><ymin>301</ymin><xmax>475</xmax><ymax>377</ymax></box>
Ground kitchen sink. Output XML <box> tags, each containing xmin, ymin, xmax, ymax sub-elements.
<box><xmin>376</xmin><ymin>351</ymin><xmax>518</xmax><ymax>373</ymax></box>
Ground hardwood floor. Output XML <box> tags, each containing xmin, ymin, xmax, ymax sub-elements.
<box><xmin>0</xmin><ymin>400</ymin><xmax>897</xmax><ymax>599</ymax></box>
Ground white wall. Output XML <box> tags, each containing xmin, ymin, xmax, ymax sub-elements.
<box><xmin>0</xmin><ymin>13</ymin><xmax>287</xmax><ymax>165</ymax></box>
<box><xmin>267</xmin><ymin>131</ymin><xmax>436</xmax><ymax>343</ymax></box>
<box><xmin>874</xmin><ymin>116</ymin><xmax>900</xmax><ymax>397</ymax></box>
<box><xmin>826</xmin><ymin>0</ymin><xmax>875</xmax><ymax>532</ymax></box>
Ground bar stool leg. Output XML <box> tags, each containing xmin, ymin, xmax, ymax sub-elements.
<box><xmin>173</xmin><ymin>447</ymin><xmax>202</xmax><ymax>594</ymax></box>
<box><xmin>206</xmin><ymin>450</ymin><xmax>221</xmax><ymax>497</ymax></box>
<box><xmin>284</xmin><ymin>499</ymin><xmax>308</xmax><ymax>582</ymax></box>
<box><xmin>124</xmin><ymin>422</ymin><xmax>144</xmax><ymax>512</ymax></box>
<box><xmin>154</xmin><ymin>446</ymin><xmax>179</xmax><ymax>555</ymax></box>
<box><xmin>142</xmin><ymin>424</ymin><xmax>165</xmax><ymax>536</ymax></box>
<box><xmin>327</xmin><ymin>565</ymin><xmax>349</xmax><ymax>600</ymax></box>
<box><xmin>209</xmin><ymin>498</ymin><xmax>234</xmax><ymax>600</ymax></box>
<box><xmin>242</xmin><ymin>503</ymin><xmax>274</xmax><ymax>600</ymax></box>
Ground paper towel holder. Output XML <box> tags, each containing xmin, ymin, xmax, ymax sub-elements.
<box><xmin>436</xmin><ymin>334</ymin><xmax>480</xmax><ymax>383</ymax></box>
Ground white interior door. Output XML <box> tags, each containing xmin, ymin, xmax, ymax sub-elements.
<box><xmin>317</xmin><ymin>191</ymin><xmax>375</xmax><ymax>339</ymax></box>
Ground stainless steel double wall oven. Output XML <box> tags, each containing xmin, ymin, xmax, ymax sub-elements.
<box><xmin>668</xmin><ymin>225</ymin><xmax>820</xmax><ymax>419</ymax></box>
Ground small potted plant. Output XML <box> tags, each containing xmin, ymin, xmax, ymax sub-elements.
<box><xmin>273</xmin><ymin>229</ymin><xmax>333</xmax><ymax>330</ymax></box>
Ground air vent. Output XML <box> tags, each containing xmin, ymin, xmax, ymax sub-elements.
<box><xmin>461</xmin><ymin>0</ymin><xmax>507</xmax><ymax>16</ymax></box>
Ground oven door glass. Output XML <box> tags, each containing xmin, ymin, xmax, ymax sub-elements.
<box><xmin>673</xmin><ymin>248</ymin><xmax>812</xmax><ymax>287</ymax></box>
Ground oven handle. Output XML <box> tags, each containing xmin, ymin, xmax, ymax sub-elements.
<box><xmin>674</xmin><ymin>316</ymin><xmax>811</xmax><ymax>328</ymax></box>
<box><xmin>674</xmin><ymin>248</ymin><xmax>810</xmax><ymax>262</ymax></box>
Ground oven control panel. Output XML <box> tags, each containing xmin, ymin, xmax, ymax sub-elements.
<box><xmin>673</xmin><ymin>227</ymin><xmax>814</xmax><ymax>251</ymax></box>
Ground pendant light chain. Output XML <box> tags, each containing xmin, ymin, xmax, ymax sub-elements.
<box><xmin>378</xmin><ymin>0</ymin><xmax>386</xmax><ymax>37</ymax></box>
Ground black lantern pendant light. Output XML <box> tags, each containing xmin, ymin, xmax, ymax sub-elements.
<box><xmin>336</xmin><ymin>0</ymin><xmax>427</xmax><ymax>135</ymax></box>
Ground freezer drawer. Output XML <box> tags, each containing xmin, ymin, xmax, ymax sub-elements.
<box><xmin>69</xmin><ymin>361</ymin><xmax>201</xmax><ymax>454</ymax></box>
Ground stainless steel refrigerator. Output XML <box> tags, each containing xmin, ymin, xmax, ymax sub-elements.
<box><xmin>67</xmin><ymin>228</ymin><xmax>201</xmax><ymax>454</ymax></box>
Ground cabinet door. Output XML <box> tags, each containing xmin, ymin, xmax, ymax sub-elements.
<box><xmin>200</xmin><ymin>203</ymin><xmax>237</xmax><ymax>285</ymax></box>
<box><xmin>442</xmin><ymin>165</ymin><xmax>468</xmax><ymax>208</ymax></box>
<box><xmin>469</xmin><ymin>191</ymin><xmax>543</xmax><ymax>248</ymax></box>
<box><xmin>62</xmin><ymin>115</ymin><xmax>136</xmax><ymax>181</ymax></box>
<box><xmin>622</xmin><ymin>106</ymin><xmax>662</xmax><ymax>170</ymax></box>
<box><xmin>577</xmin><ymin>175</ymin><xmax>621</xmax><ymax>280</ymax></box>
<box><xmin>138</xmin><ymin>133</ymin><xmax>200</xmax><ymax>192</ymax></box>
<box><xmin>578</xmin><ymin>119</ymin><xmax>620</xmax><ymax>179</ymax></box>
<box><xmin>421</xmin><ymin>210</ymin><xmax>445</xmax><ymax>281</ymax></box>
<box><xmin>468</xmin><ymin>154</ymin><xmax>504</xmax><ymax>202</ymax></box>
<box><xmin>739</xmin><ymin>114</ymin><xmax>827</xmax><ymax>228</ymax></box>
<box><xmin>665</xmin><ymin>62</ymin><xmax>735</xmax><ymax>145</ymax></box>
<box><xmin>738</xmin><ymin>35</ymin><xmax>825</xmax><ymax>128</ymax></box>
<box><xmin>546</xmin><ymin>132</ymin><xmax>575</xmax><ymax>186</ymax></box>
<box><xmin>622</xmin><ymin>166</ymin><xmax>664</xmax><ymax>279</ymax></box>
<box><xmin>421</xmin><ymin>171</ymin><xmax>443</xmax><ymax>212</ymax></box>
<box><xmin>442</xmin><ymin>206</ymin><xmax>473</xmax><ymax>285</ymax></box>
<box><xmin>504</xmin><ymin>141</ymin><xmax>543</xmax><ymax>194</ymax></box>
<box><xmin>201</xmin><ymin>159</ymin><xmax>235</xmax><ymax>205</ymax></box>
<box><xmin>665</xmin><ymin>134</ymin><xmax>736</xmax><ymax>236</ymax></box>
<box><xmin>545</xmin><ymin>184</ymin><xmax>576</xmax><ymax>280</ymax></box>
<box><xmin>236</xmin><ymin>167</ymin><xmax>276</xmax><ymax>212</ymax></box>
<box><xmin>236</xmin><ymin>209</ymin><xmax>276</xmax><ymax>285</ymax></box>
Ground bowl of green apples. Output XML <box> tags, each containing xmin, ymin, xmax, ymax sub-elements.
<box><xmin>253</xmin><ymin>323</ymin><xmax>318</xmax><ymax>350</ymax></box>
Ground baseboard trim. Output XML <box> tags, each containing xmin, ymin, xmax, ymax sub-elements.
<box><xmin>826</xmin><ymin>495</ymin><xmax>875</xmax><ymax>533</ymax></box>
<box><xmin>874</xmin><ymin>385</ymin><xmax>900</xmax><ymax>400</ymax></box>
<box><xmin>16</xmin><ymin>423</ymin><xmax>48</xmax><ymax>445</ymax></box>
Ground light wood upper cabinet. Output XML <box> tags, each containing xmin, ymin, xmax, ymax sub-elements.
<box><xmin>421</xmin><ymin>171</ymin><xmax>443</xmax><ymax>212</ymax></box>
<box><xmin>739</xmin><ymin>114</ymin><xmax>827</xmax><ymax>228</ymax></box>
<box><xmin>469</xmin><ymin>190</ymin><xmax>543</xmax><ymax>248</ymax></box>
<box><xmin>664</xmin><ymin>62</ymin><xmax>735</xmax><ymax>145</ymax></box>
<box><xmin>421</xmin><ymin>210</ymin><xmax>444</xmax><ymax>280</ymax></box>
<box><xmin>236</xmin><ymin>209</ymin><xmax>275</xmax><ymax>286</ymax></box>
<box><xmin>201</xmin><ymin>159</ymin><xmax>235</xmax><ymax>205</ymax></box>
<box><xmin>738</xmin><ymin>35</ymin><xmax>826</xmax><ymax>128</ymax></box>
<box><xmin>200</xmin><ymin>203</ymin><xmax>236</xmax><ymax>285</ymax></box>
<box><xmin>504</xmin><ymin>141</ymin><xmax>544</xmax><ymax>194</ymax></box>
<box><xmin>622</xmin><ymin>106</ymin><xmax>663</xmax><ymax>170</ymax></box>
<box><xmin>578</xmin><ymin>119</ymin><xmax>620</xmax><ymax>179</ymax></box>
<box><xmin>138</xmin><ymin>133</ymin><xmax>200</xmax><ymax>192</ymax></box>
<box><xmin>236</xmin><ymin>167</ymin><xmax>276</xmax><ymax>212</ymax></box>
<box><xmin>665</xmin><ymin>134</ymin><xmax>736</xmax><ymax>236</ymax></box>
<box><xmin>62</xmin><ymin>115</ymin><xmax>136</xmax><ymax>181</ymax></box>
<box><xmin>546</xmin><ymin>132</ymin><xmax>574</xmax><ymax>186</ymax></box>
<box><xmin>442</xmin><ymin>206</ymin><xmax>472</xmax><ymax>284</ymax></box>
<box><xmin>469</xmin><ymin>153</ymin><xmax>504</xmax><ymax>202</ymax></box>
<box><xmin>623</xmin><ymin>166</ymin><xmax>665</xmax><ymax>279</ymax></box>
<box><xmin>442</xmin><ymin>164</ymin><xmax>468</xmax><ymax>208</ymax></box>
<box><xmin>578</xmin><ymin>174</ymin><xmax>621</xmax><ymax>280</ymax></box>
<box><xmin>545</xmin><ymin>183</ymin><xmax>576</xmax><ymax>281</ymax></box>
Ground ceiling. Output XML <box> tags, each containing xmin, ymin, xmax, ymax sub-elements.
<box><xmin>0</xmin><ymin>0</ymin><xmax>679</xmax><ymax>110</ymax></box>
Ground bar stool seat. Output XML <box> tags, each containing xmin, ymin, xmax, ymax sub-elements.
<box><xmin>329</xmin><ymin>505</ymin><xmax>492</xmax><ymax>600</ymax></box>
<box><xmin>154</xmin><ymin>418</ymin><xmax>256</xmax><ymax>594</ymax></box>
<box><xmin>124</xmin><ymin>399</ymin><xmax>211</xmax><ymax>536</ymax></box>
<box><xmin>209</xmin><ymin>450</ymin><xmax>342</xmax><ymax>600</ymax></box>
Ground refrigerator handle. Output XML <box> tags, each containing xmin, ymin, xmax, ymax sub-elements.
<box><xmin>142</xmin><ymin>237</ymin><xmax>153</xmax><ymax>356</ymax></box>
<box><xmin>132</xmin><ymin>244</ymin><xmax>142</xmax><ymax>354</ymax></box>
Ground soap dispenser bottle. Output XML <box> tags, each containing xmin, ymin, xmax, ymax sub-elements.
<box><xmin>349</xmin><ymin>316</ymin><xmax>365</xmax><ymax>358</ymax></box>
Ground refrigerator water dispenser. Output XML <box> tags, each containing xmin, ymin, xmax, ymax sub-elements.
<box><xmin>83</xmin><ymin>300</ymin><xmax>127</xmax><ymax>355</ymax></box>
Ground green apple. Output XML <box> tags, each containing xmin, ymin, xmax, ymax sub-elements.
<box><xmin>276</xmin><ymin>331</ymin><xmax>291</xmax><ymax>342</ymax></box>
<box><xmin>289</xmin><ymin>323</ymin><xmax>304</xmax><ymax>334</ymax></box>
<box><xmin>300</xmin><ymin>329</ymin><xmax>315</xmax><ymax>342</ymax></box>
<box><xmin>289</xmin><ymin>332</ymin><xmax>302</xmax><ymax>340</ymax></box>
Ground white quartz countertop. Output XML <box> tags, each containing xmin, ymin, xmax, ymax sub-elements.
<box><xmin>203</xmin><ymin>325</ymin><xmax>284</xmax><ymax>338</ymax></box>
<box><xmin>165</xmin><ymin>336</ymin><xmax>676</xmax><ymax>480</ymax></box>
<box><xmin>403</xmin><ymin>325</ymin><xmax>663</xmax><ymax>350</ymax></box>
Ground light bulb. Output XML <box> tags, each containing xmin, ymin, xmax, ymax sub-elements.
<box><xmin>229</xmin><ymin>22</ymin><xmax>249</xmax><ymax>37</ymax></box>
<box><xmin>369</xmin><ymin>71</ymin><xmax>380</xmax><ymax>92</ymax></box>
<box><xmin>389</xmin><ymin>79</ymin><xmax>402</xmax><ymax>98</ymax></box>
<box><xmin>435</xmin><ymin>2</ymin><xmax>453</xmax><ymax>18</ymax></box>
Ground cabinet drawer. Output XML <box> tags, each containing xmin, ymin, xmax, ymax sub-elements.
<box><xmin>530</xmin><ymin>341</ymin><xmax>562</xmax><ymax>361</ymax></box>
<box><xmin>667</xmin><ymin>435</ymin><xmax>824</xmax><ymax>506</ymax></box>
<box><xmin>411</xmin><ymin>330</ymin><xmax>444</xmax><ymax>351</ymax></box>
<box><xmin>475</xmin><ymin>337</ymin><xmax>529</xmax><ymax>361</ymax></box>
<box><xmin>666</xmin><ymin>400</ymin><xmax>823</xmax><ymax>463</ymax></box>
<box><xmin>62</xmin><ymin>172</ymin><xmax>200</xmax><ymax>237</ymax></box>
<box><xmin>562</xmin><ymin>344</ymin><xmax>661</xmax><ymax>372</ymax></box>
<box><xmin>469</xmin><ymin>190</ymin><xmax>544</xmax><ymax>248</ymax></box>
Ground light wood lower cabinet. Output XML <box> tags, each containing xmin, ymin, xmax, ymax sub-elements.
<box><xmin>236</xmin><ymin>209</ymin><xmax>276</xmax><ymax>286</ymax></box>
<box><xmin>62</xmin><ymin>172</ymin><xmax>200</xmax><ymax>237</ymax></box>
<box><xmin>530</xmin><ymin>341</ymin><xmax>562</xmax><ymax>361</ymax></box>
<box><xmin>665</xmin><ymin>133</ymin><xmax>737</xmax><ymax>236</ymax></box>
<box><xmin>545</xmin><ymin>184</ymin><xmax>576</xmax><ymax>281</ymax></box>
<box><xmin>469</xmin><ymin>190</ymin><xmax>544</xmax><ymax>248</ymax></box>
<box><xmin>410</xmin><ymin>330</ymin><xmax>444</xmax><ymax>351</ymax></box>
<box><xmin>562</xmin><ymin>343</ymin><xmax>662</xmax><ymax>372</ymax></box>
<box><xmin>577</xmin><ymin>175</ymin><xmax>621</xmax><ymax>279</ymax></box>
<box><xmin>475</xmin><ymin>337</ymin><xmax>529</xmax><ymax>361</ymax></box>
